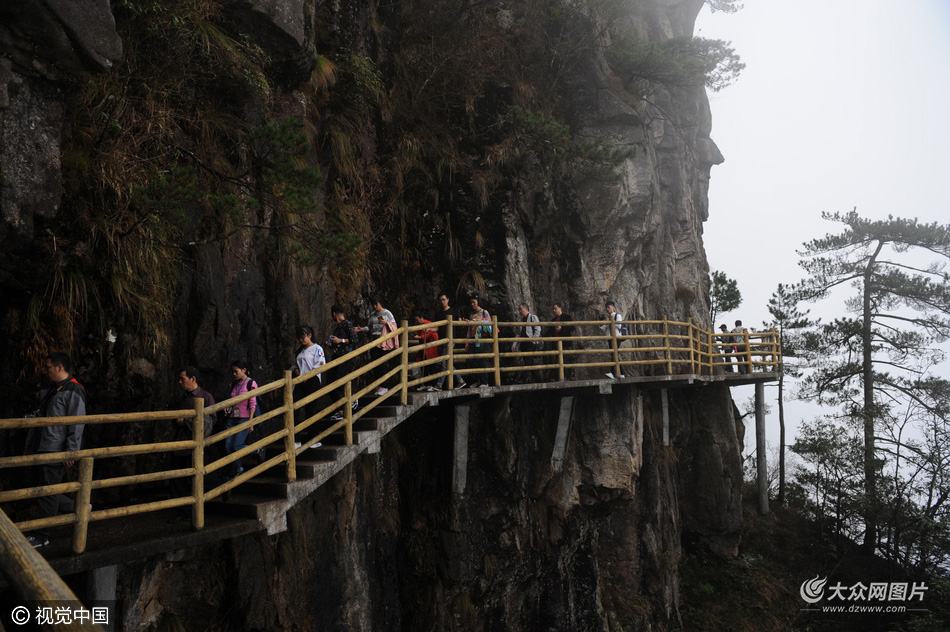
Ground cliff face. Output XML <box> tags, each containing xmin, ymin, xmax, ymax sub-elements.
<box><xmin>0</xmin><ymin>1</ymin><xmax>741</xmax><ymax>630</ymax></box>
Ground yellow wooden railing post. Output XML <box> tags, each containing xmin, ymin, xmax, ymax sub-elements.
<box><xmin>662</xmin><ymin>316</ymin><xmax>672</xmax><ymax>375</ymax></box>
<box><xmin>743</xmin><ymin>328</ymin><xmax>752</xmax><ymax>373</ymax></box>
<box><xmin>492</xmin><ymin>315</ymin><xmax>501</xmax><ymax>387</ymax></box>
<box><xmin>687</xmin><ymin>318</ymin><xmax>696</xmax><ymax>375</ymax></box>
<box><xmin>0</xmin><ymin>508</ymin><xmax>100</xmax><ymax>630</ymax></box>
<box><xmin>401</xmin><ymin>320</ymin><xmax>410</xmax><ymax>405</ymax></box>
<box><xmin>71</xmin><ymin>457</ymin><xmax>93</xmax><ymax>555</ymax></box>
<box><xmin>447</xmin><ymin>316</ymin><xmax>455</xmax><ymax>390</ymax></box>
<box><xmin>191</xmin><ymin>398</ymin><xmax>205</xmax><ymax>530</ymax></box>
<box><xmin>772</xmin><ymin>327</ymin><xmax>782</xmax><ymax>371</ymax></box>
<box><xmin>344</xmin><ymin>381</ymin><xmax>353</xmax><ymax>445</ymax></box>
<box><xmin>283</xmin><ymin>370</ymin><xmax>297</xmax><ymax>482</ymax></box>
<box><xmin>557</xmin><ymin>339</ymin><xmax>565</xmax><ymax>382</ymax></box>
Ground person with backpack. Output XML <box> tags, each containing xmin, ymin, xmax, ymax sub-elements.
<box><xmin>225</xmin><ymin>360</ymin><xmax>257</xmax><ymax>479</ymax></box>
<box><xmin>511</xmin><ymin>303</ymin><xmax>541</xmax><ymax>383</ymax></box>
<box><xmin>23</xmin><ymin>351</ymin><xmax>87</xmax><ymax>548</ymax></box>
<box><xmin>463</xmin><ymin>295</ymin><xmax>496</xmax><ymax>387</ymax></box>
<box><xmin>600</xmin><ymin>301</ymin><xmax>626</xmax><ymax>378</ymax></box>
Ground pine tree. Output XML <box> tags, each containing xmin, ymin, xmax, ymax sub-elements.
<box><xmin>709</xmin><ymin>270</ymin><xmax>742</xmax><ymax>326</ymax></box>
<box><xmin>764</xmin><ymin>283</ymin><xmax>813</xmax><ymax>505</ymax></box>
<box><xmin>795</xmin><ymin>210</ymin><xmax>950</xmax><ymax>553</ymax></box>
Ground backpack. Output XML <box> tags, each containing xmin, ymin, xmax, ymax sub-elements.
<box><xmin>614</xmin><ymin>313</ymin><xmax>628</xmax><ymax>337</ymax></box>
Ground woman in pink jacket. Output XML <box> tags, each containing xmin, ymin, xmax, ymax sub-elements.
<box><xmin>226</xmin><ymin>359</ymin><xmax>257</xmax><ymax>479</ymax></box>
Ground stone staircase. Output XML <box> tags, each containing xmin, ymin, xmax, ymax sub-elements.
<box><xmin>205</xmin><ymin>395</ymin><xmax>429</xmax><ymax>534</ymax></box>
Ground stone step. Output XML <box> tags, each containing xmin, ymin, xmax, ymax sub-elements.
<box><xmin>206</xmin><ymin>492</ymin><xmax>285</xmax><ymax>520</ymax></box>
<box><xmin>321</xmin><ymin>428</ymin><xmax>378</xmax><ymax>446</ymax></box>
<box><xmin>239</xmin><ymin>474</ymin><xmax>293</xmax><ymax>499</ymax></box>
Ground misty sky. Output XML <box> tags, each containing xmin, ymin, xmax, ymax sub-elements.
<box><xmin>694</xmin><ymin>0</ymin><xmax>950</xmax><ymax>455</ymax></box>
<box><xmin>697</xmin><ymin>0</ymin><xmax>950</xmax><ymax>329</ymax></box>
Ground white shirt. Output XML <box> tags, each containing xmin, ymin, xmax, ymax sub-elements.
<box><xmin>296</xmin><ymin>343</ymin><xmax>326</xmax><ymax>376</ymax></box>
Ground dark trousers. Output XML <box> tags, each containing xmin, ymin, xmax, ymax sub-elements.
<box><xmin>472</xmin><ymin>348</ymin><xmax>496</xmax><ymax>386</ymax></box>
<box><xmin>369</xmin><ymin>346</ymin><xmax>390</xmax><ymax>388</ymax></box>
<box><xmin>518</xmin><ymin>341</ymin><xmax>540</xmax><ymax>383</ymax></box>
<box><xmin>328</xmin><ymin>358</ymin><xmax>355</xmax><ymax>411</ymax></box>
<box><xmin>295</xmin><ymin>375</ymin><xmax>322</xmax><ymax>422</ymax></box>
<box><xmin>34</xmin><ymin>460</ymin><xmax>73</xmax><ymax>537</ymax></box>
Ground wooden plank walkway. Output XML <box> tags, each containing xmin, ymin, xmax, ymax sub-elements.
<box><xmin>11</xmin><ymin>370</ymin><xmax>778</xmax><ymax>582</ymax></box>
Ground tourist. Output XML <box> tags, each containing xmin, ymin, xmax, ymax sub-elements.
<box><xmin>224</xmin><ymin>360</ymin><xmax>257</xmax><ymax>479</ymax></box>
<box><xmin>327</xmin><ymin>305</ymin><xmax>358</xmax><ymax>420</ymax></box>
<box><xmin>355</xmin><ymin>298</ymin><xmax>397</xmax><ymax>396</ymax></box>
<box><xmin>23</xmin><ymin>352</ymin><xmax>87</xmax><ymax>548</ymax></box>
<box><xmin>167</xmin><ymin>365</ymin><xmax>216</xmax><ymax>523</ymax></box>
<box><xmin>511</xmin><ymin>303</ymin><xmax>541</xmax><ymax>383</ymax></box>
<box><xmin>434</xmin><ymin>293</ymin><xmax>466</xmax><ymax>390</ymax></box>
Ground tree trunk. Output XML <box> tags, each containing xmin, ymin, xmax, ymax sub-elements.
<box><xmin>778</xmin><ymin>374</ymin><xmax>786</xmax><ymax>505</ymax></box>
<box><xmin>861</xmin><ymin>241</ymin><xmax>884</xmax><ymax>553</ymax></box>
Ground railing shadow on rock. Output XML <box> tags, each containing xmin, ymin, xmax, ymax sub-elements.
<box><xmin>0</xmin><ymin>317</ymin><xmax>781</xmax><ymax>558</ymax></box>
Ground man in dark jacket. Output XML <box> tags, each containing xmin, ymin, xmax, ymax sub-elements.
<box><xmin>168</xmin><ymin>365</ymin><xmax>216</xmax><ymax>523</ymax></box>
<box><xmin>25</xmin><ymin>352</ymin><xmax>87</xmax><ymax>548</ymax></box>
<box><xmin>328</xmin><ymin>305</ymin><xmax>359</xmax><ymax>420</ymax></box>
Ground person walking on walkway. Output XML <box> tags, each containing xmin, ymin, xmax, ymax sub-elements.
<box><xmin>294</xmin><ymin>325</ymin><xmax>326</xmax><ymax>420</ymax></box>
<box><xmin>435</xmin><ymin>293</ymin><xmax>466</xmax><ymax>390</ymax></box>
<box><xmin>512</xmin><ymin>303</ymin><xmax>541</xmax><ymax>383</ymax></box>
<box><xmin>411</xmin><ymin>310</ymin><xmax>441</xmax><ymax>390</ymax></box>
<box><xmin>731</xmin><ymin>320</ymin><xmax>749</xmax><ymax>374</ymax></box>
<box><xmin>355</xmin><ymin>298</ymin><xmax>396</xmax><ymax>395</ymax></box>
<box><xmin>548</xmin><ymin>302</ymin><xmax>575</xmax><ymax>380</ymax></box>
<box><xmin>464</xmin><ymin>295</ymin><xmax>495</xmax><ymax>387</ymax></box>
<box><xmin>718</xmin><ymin>323</ymin><xmax>734</xmax><ymax>372</ymax></box>
<box><xmin>601</xmin><ymin>301</ymin><xmax>625</xmax><ymax>378</ymax></box>
<box><xmin>224</xmin><ymin>360</ymin><xmax>257</xmax><ymax>479</ymax></box>
<box><xmin>168</xmin><ymin>365</ymin><xmax>216</xmax><ymax>523</ymax></box>
<box><xmin>327</xmin><ymin>304</ymin><xmax>358</xmax><ymax>420</ymax></box>
<box><xmin>24</xmin><ymin>352</ymin><xmax>87</xmax><ymax>548</ymax></box>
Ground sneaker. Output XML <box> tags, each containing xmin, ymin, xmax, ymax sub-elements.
<box><xmin>605</xmin><ymin>372</ymin><xmax>615</xmax><ymax>379</ymax></box>
<box><xmin>456</xmin><ymin>381</ymin><xmax>468</xmax><ymax>389</ymax></box>
<box><xmin>351</xmin><ymin>400</ymin><xmax>359</xmax><ymax>411</ymax></box>
<box><xmin>26</xmin><ymin>534</ymin><xmax>49</xmax><ymax>549</ymax></box>
<box><xmin>374</xmin><ymin>387</ymin><xmax>389</xmax><ymax>396</ymax></box>
<box><xmin>422</xmin><ymin>385</ymin><xmax>439</xmax><ymax>392</ymax></box>
<box><xmin>294</xmin><ymin>441</ymin><xmax>302</xmax><ymax>449</ymax></box>
<box><xmin>330</xmin><ymin>411</ymin><xmax>344</xmax><ymax>421</ymax></box>
<box><xmin>309</xmin><ymin>442</ymin><xmax>323</xmax><ymax>449</ymax></box>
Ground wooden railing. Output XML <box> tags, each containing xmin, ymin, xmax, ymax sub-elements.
<box><xmin>0</xmin><ymin>318</ymin><xmax>780</xmax><ymax>556</ymax></box>
<box><xmin>0</xmin><ymin>507</ymin><xmax>103</xmax><ymax>630</ymax></box>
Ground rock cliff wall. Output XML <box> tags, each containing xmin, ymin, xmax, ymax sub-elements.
<box><xmin>0</xmin><ymin>1</ymin><xmax>742</xmax><ymax>630</ymax></box>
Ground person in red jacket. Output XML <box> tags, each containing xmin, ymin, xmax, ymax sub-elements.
<box><xmin>411</xmin><ymin>310</ymin><xmax>440</xmax><ymax>391</ymax></box>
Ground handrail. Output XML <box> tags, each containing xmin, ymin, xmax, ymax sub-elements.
<box><xmin>0</xmin><ymin>318</ymin><xmax>781</xmax><ymax>557</ymax></box>
<box><xmin>0</xmin><ymin>507</ymin><xmax>104</xmax><ymax>630</ymax></box>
